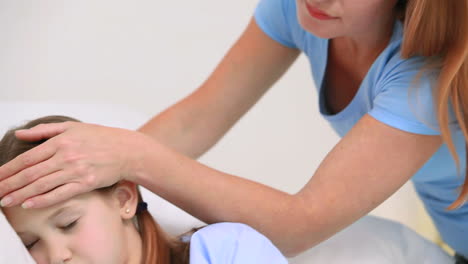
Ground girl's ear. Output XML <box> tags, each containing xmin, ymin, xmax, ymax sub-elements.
<box><xmin>112</xmin><ymin>181</ymin><xmax>139</xmax><ymax>220</ymax></box>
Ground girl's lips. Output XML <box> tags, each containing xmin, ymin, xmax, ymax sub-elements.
<box><xmin>305</xmin><ymin>3</ymin><xmax>338</xmax><ymax>20</ymax></box>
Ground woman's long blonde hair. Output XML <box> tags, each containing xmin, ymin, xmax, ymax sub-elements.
<box><xmin>399</xmin><ymin>0</ymin><xmax>468</xmax><ymax>209</ymax></box>
<box><xmin>0</xmin><ymin>116</ymin><xmax>197</xmax><ymax>264</ymax></box>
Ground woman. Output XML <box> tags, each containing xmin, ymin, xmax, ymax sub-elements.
<box><xmin>0</xmin><ymin>116</ymin><xmax>288</xmax><ymax>264</ymax></box>
<box><xmin>0</xmin><ymin>0</ymin><xmax>467</xmax><ymax>261</ymax></box>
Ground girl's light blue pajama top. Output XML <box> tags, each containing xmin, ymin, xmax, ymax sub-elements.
<box><xmin>189</xmin><ymin>223</ymin><xmax>288</xmax><ymax>263</ymax></box>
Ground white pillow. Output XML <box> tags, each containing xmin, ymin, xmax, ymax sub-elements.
<box><xmin>0</xmin><ymin>209</ymin><xmax>36</xmax><ymax>264</ymax></box>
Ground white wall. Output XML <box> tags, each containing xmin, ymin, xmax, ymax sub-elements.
<box><xmin>0</xmin><ymin>0</ymin><xmax>434</xmax><ymax>239</ymax></box>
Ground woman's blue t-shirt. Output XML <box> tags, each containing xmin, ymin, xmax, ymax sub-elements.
<box><xmin>254</xmin><ymin>0</ymin><xmax>467</xmax><ymax>256</ymax></box>
<box><xmin>189</xmin><ymin>223</ymin><xmax>288</xmax><ymax>263</ymax></box>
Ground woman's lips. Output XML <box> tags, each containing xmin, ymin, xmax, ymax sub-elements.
<box><xmin>305</xmin><ymin>3</ymin><xmax>338</xmax><ymax>20</ymax></box>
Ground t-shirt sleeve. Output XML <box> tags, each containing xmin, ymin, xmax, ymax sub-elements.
<box><xmin>368</xmin><ymin>58</ymin><xmax>452</xmax><ymax>135</ymax></box>
<box><xmin>189</xmin><ymin>222</ymin><xmax>288</xmax><ymax>264</ymax></box>
<box><xmin>254</xmin><ymin>0</ymin><xmax>297</xmax><ymax>48</ymax></box>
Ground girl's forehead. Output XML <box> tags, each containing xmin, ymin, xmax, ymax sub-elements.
<box><xmin>4</xmin><ymin>192</ymin><xmax>103</xmax><ymax>229</ymax></box>
<box><xmin>5</xmin><ymin>199</ymin><xmax>76</xmax><ymax>225</ymax></box>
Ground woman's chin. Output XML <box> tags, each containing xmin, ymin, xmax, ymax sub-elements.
<box><xmin>297</xmin><ymin>15</ymin><xmax>340</xmax><ymax>39</ymax></box>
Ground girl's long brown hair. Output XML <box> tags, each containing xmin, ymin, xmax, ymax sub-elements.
<box><xmin>399</xmin><ymin>0</ymin><xmax>468</xmax><ymax>209</ymax></box>
<box><xmin>0</xmin><ymin>116</ymin><xmax>196</xmax><ymax>264</ymax></box>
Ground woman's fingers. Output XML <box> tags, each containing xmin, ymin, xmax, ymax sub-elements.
<box><xmin>0</xmin><ymin>157</ymin><xmax>59</xmax><ymax>200</ymax></box>
<box><xmin>3</xmin><ymin>170</ymin><xmax>67</xmax><ymax>208</ymax></box>
<box><xmin>15</xmin><ymin>122</ymin><xmax>70</xmax><ymax>142</ymax></box>
<box><xmin>0</xmin><ymin>141</ymin><xmax>56</xmax><ymax>183</ymax></box>
<box><xmin>22</xmin><ymin>182</ymin><xmax>86</xmax><ymax>209</ymax></box>
<box><xmin>0</xmin><ymin>122</ymin><xmax>143</xmax><ymax>209</ymax></box>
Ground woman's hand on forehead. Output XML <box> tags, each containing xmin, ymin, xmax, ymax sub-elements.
<box><xmin>0</xmin><ymin>121</ymin><xmax>145</xmax><ymax>209</ymax></box>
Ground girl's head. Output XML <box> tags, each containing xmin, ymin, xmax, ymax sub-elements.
<box><xmin>0</xmin><ymin>116</ymin><xmax>190</xmax><ymax>264</ymax></box>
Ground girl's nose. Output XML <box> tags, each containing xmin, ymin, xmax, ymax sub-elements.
<box><xmin>47</xmin><ymin>242</ymin><xmax>72</xmax><ymax>264</ymax></box>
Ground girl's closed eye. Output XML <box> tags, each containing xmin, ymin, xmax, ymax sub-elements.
<box><xmin>25</xmin><ymin>240</ymin><xmax>38</xmax><ymax>250</ymax></box>
<box><xmin>22</xmin><ymin>220</ymin><xmax>79</xmax><ymax>250</ymax></box>
<box><xmin>60</xmin><ymin>219</ymin><xmax>79</xmax><ymax>231</ymax></box>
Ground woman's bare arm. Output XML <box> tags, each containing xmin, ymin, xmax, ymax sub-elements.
<box><xmin>132</xmin><ymin>114</ymin><xmax>442</xmax><ymax>256</ymax></box>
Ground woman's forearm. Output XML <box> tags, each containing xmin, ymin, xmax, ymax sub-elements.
<box><xmin>137</xmin><ymin>97</ymin><xmax>233</xmax><ymax>160</ymax></box>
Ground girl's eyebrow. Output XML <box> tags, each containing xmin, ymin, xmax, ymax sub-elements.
<box><xmin>47</xmin><ymin>205</ymin><xmax>75</xmax><ymax>221</ymax></box>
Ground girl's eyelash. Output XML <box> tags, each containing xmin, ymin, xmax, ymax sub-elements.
<box><xmin>61</xmin><ymin>219</ymin><xmax>78</xmax><ymax>230</ymax></box>
<box><xmin>24</xmin><ymin>219</ymin><xmax>79</xmax><ymax>249</ymax></box>
<box><xmin>25</xmin><ymin>241</ymin><xmax>38</xmax><ymax>250</ymax></box>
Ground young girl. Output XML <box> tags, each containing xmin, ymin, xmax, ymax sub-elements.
<box><xmin>0</xmin><ymin>0</ymin><xmax>467</xmax><ymax>262</ymax></box>
<box><xmin>0</xmin><ymin>116</ymin><xmax>288</xmax><ymax>264</ymax></box>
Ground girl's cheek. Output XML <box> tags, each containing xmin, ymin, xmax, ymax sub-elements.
<box><xmin>73</xmin><ymin>221</ymin><xmax>112</xmax><ymax>256</ymax></box>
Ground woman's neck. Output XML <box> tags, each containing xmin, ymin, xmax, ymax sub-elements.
<box><xmin>333</xmin><ymin>14</ymin><xmax>396</xmax><ymax>62</ymax></box>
